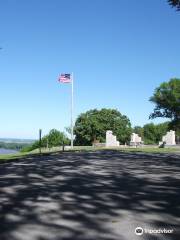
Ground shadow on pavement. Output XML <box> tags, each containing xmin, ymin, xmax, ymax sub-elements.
<box><xmin>0</xmin><ymin>150</ymin><xmax>180</xmax><ymax>240</ymax></box>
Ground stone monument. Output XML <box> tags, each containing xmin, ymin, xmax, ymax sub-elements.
<box><xmin>130</xmin><ymin>133</ymin><xmax>142</xmax><ymax>146</ymax></box>
<box><xmin>160</xmin><ymin>130</ymin><xmax>176</xmax><ymax>146</ymax></box>
<box><xmin>106</xmin><ymin>130</ymin><xmax>119</xmax><ymax>147</ymax></box>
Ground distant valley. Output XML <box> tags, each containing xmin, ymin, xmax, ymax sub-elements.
<box><xmin>0</xmin><ymin>138</ymin><xmax>35</xmax><ymax>144</ymax></box>
<box><xmin>0</xmin><ymin>138</ymin><xmax>35</xmax><ymax>152</ymax></box>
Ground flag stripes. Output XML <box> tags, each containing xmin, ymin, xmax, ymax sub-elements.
<box><xmin>58</xmin><ymin>73</ymin><xmax>71</xmax><ymax>83</ymax></box>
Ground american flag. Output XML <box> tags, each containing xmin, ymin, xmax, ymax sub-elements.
<box><xmin>58</xmin><ymin>73</ymin><xmax>71</xmax><ymax>83</ymax></box>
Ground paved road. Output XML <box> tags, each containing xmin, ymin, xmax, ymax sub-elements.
<box><xmin>0</xmin><ymin>151</ymin><xmax>180</xmax><ymax>240</ymax></box>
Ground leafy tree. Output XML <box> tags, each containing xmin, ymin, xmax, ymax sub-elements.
<box><xmin>155</xmin><ymin>122</ymin><xmax>169</xmax><ymax>142</ymax></box>
<box><xmin>133</xmin><ymin>126</ymin><xmax>144</xmax><ymax>138</ymax></box>
<box><xmin>149</xmin><ymin>78</ymin><xmax>180</xmax><ymax>132</ymax></box>
<box><xmin>46</xmin><ymin>129</ymin><xmax>65</xmax><ymax>148</ymax></box>
<box><xmin>168</xmin><ymin>0</ymin><xmax>180</xmax><ymax>10</ymax></box>
<box><xmin>143</xmin><ymin>122</ymin><xmax>169</xmax><ymax>144</ymax></box>
<box><xmin>21</xmin><ymin>140</ymin><xmax>40</xmax><ymax>152</ymax></box>
<box><xmin>22</xmin><ymin>129</ymin><xmax>70</xmax><ymax>152</ymax></box>
<box><xmin>143</xmin><ymin>123</ymin><xmax>157</xmax><ymax>144</ymax></box>
<box><xmin>74</xmin><ymin>108</ymin><xmax>131</xmax><ymax>145</ymax></box>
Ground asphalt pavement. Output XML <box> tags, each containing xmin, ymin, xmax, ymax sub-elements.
<box><xmin>0</xmin><ymin>150</ymin><xmax>180</xmax><ymax>240</ymax></box>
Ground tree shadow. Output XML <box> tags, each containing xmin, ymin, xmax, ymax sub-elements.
<box><xmin>0</xmin><ymin>150</ymin><xmax>180</xmax><ymax>240</ymax></box>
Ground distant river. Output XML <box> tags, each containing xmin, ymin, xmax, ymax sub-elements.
<box><xmin>0</xmin><ymin>148</ymin><xmax>19</xmax><ymax>154</ymax></box>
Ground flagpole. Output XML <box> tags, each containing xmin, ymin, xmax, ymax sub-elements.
<box><xmin>71</xmin><ymin>72</ymin><xmax>74</xmax><ymax>149</ymax></box>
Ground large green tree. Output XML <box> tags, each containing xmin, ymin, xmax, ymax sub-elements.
<box><xmin>143</xmin><ymin>123</ymin><xmax>157</xmax><ymax>144</ymax></box>
<box><xmin>149</xmin><ymin>78</ymin><xmax>180</xmax><ymax>132</ymax></box>
<box><xmin>155</xmin><ymin>122</ymin><xmax>170</xmax><ymax>142</ymax></box>
<box><xmin>74</xmin><ymin>108</ymin><xmax>131</xmax><ymax>145</ymax></box>
<box><xmin>168</xmin><ymin>0</ymin><xmax>180</xmax><ymax>10</ymax></box>
<box><xmin>143</xmin><ymin>122</ymin><xmax>169</xmax><ymax>144</ymax></box>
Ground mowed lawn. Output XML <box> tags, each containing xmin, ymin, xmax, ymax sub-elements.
<box><xmin>0</xmin><ymin>150</ymin><xmax>180</xmax><ymax>240</ymax></box>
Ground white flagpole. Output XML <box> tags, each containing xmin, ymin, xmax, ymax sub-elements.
<box><xmin>71</xmin><ymin>72</ymin><xmax>74</xmax><ymax>149</ymax></box>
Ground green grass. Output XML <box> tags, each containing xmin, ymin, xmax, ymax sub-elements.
<box><xmin>68</xmin><ymin>146</ymin><xmax>180</xmax><ymax>154</ymax></box>
<box><xmin>0</xmin><ymin>152</ymin><xmax>25</xmax><ymax>159</ymax></box>
<box><xmin>0</xmin><ymin>146</ymin><xmax>179</xmax><ymax>162</ymax></box>
<box><xmin>27</xmin><ymin>145</ymin><xmax>180</xmax><ymax>155</ymax></box>
<box><xmin>0</xmin><ymin>151</ymin><xmax>36</xmax><ymax>161</ymax></box>
<box><xmin>117</xmin><ymin>147</ymin><xmax>180</xmax><ymax>154</ymax></box>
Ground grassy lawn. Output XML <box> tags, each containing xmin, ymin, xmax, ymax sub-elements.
<box><xmin>117</xmin><ymin>147</ymin><xmax>180</xmax><ymax>154</ymax></box>
<box><xmin>0</xmin><ymin>151</ymin><xmax>36</xmax><ymax>161</ymax></box>
<box><xmin>0</xmin><ymin>145</ymin><xmax>179</xmax><ymax>162</ymax></box>
<box><xmin>0</xmin><ymin>154</ymin><xmax>24</xmax><ymax>162</ymax></box>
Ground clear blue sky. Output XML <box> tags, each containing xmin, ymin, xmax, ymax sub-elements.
<box><xmin>0</xmin><ymin>0</ymin><xmax>180</xmax><ymax>139</ymax></box>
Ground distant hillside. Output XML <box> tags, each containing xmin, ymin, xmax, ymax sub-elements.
<box><xmin>0</xmin><ymin>138</ymin><xmax>36</xmax><ymax>151</ymax></box>
<box><xmin>0</xmin><ymin>138</ymin><xmax>36</xmax><ymax>144</ymax></box>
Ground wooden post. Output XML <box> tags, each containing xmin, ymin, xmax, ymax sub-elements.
<box><xmin>39</xmin><ymin>129</ymin><xmax>42</xmax><ymax>154</ymax></box>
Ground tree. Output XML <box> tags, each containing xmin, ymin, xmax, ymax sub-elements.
<box><xmin>149</xmin><ymin>78</ymin><xmax>180</xmax><ymax>132</ymax></box>
<box><xmin>74</xmin><ymin>108</ymin><xmax>131</xmax><ymax>145</ymax></box>
<box><xmin>142</xmin><ymin>122</ymin><xmax>169</xmax><ymax>144</ymax></box>
<box><xmin>22</xmin><ymin>129</ymin><xmax>70</xmax><ymax>152</ymax></box>
<box><xmin>168</xmin><ymin>0</ymin><xmax>180</xmax><ymax>11</ymax></box>
<box><xmin>143</xmin><ymin>123</ymin><xmax>157</xmax><ymax>144</ymax></box>
<box><xmin>133</xmin><ymin>126</ymin><xmax>144</xmax><ymax>138</ymax></box>
<box><xmin>155</xmin><ymin>122</ymin><xmax>169</xmax><ymax>142</ymax></box>
<box><xmin>46</xmin><ymin>129</ymin><xmax>69</xmax><ymax>148</ymax></box>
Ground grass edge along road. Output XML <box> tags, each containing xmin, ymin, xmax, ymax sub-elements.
<box><xmin>0</xmin><ymin>146</ymin><xmax>180</xmax><ymax>162</ymax></box>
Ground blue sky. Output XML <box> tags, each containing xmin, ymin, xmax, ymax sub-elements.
<box><xmin>0</xmin><ymin>0</ymin><xmax>180</xmax><ymax>139</ymax></box>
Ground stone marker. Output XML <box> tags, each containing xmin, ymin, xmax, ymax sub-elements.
<box><xmin>130</xmin><ymin>133</ymin><xmax>142</xmax><ymax>146</ymax></box>
<box><xmin>160</xmin><ymin>130</ymin><xmax>176</xmax><ymax>146</ymax></box>
<box><xmin>106</xmin><ymin>130</ymin><xmax>119</xmax><ymax>147</ymax></box>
